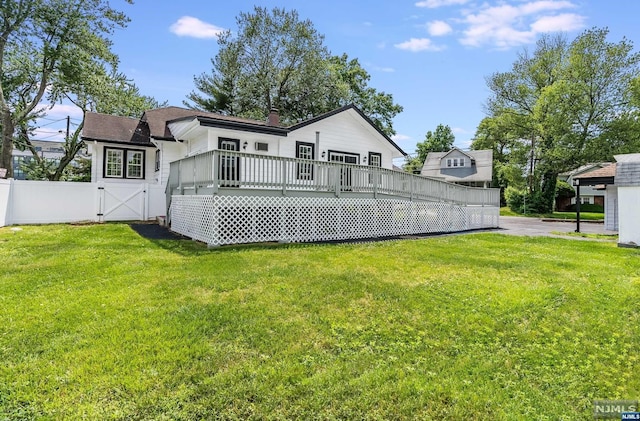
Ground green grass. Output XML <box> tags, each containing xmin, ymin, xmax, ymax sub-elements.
<box><xmin>1</xmin><ymin>224</ymin><xmax>639</xmax><ymax>419</ymax></box>
<box><xmin>550</xmin><ymin>231</ymin><xmax>619</xmax><ymax>241</ymax></box>
<box><xmin>501</xmin><ymin>206</ymin><xmax>605</xmax><ymax>221</ymax></box>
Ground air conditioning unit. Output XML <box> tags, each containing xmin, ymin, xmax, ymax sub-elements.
<box><xmin>255</xmin><ymin>142</ymin><xmax>269</xmax><ymax>151</ymax></box>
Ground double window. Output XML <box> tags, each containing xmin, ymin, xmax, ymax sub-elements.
<box><xmin>446</xmin><ymin>158</ymin><xmax>465</xmax><ymax>168</ymax></box>
<box><xmin>104</xmin><ymin>147</ymin><xmax>145</xmax><ymax>179</ymax></box>
<box><xmin>296</xmin><ymin>141</ymin><xmax>315</xmax><ymax>180</ymax></box>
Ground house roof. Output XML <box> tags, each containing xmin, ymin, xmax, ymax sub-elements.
<box><xmin>82</xmin><ymin>104</ymin><xmax>407</xmax><ymax>155</ymax></box>
<box><xmin>614</xmin><ymin>153</ymin><xmax>640</xmax><ymax>186</ymax></box>
<box><xmin>420</xmin><ymin>149</ymin><xmax>493</xmax><ymax>183</ymax></box>
<box><xmin>574</xmin><ymin>163</ymin><xmax>616</xmax><ymax>179</ymax></box>
<box><xmin>144</xmin><ymin>107</ymin><xmax>274</xmax><ymax>139</ymax></box>
<box><xmin>440</xmin><ymin>147</ymin><xmax>474</xmax><ymax>160</ymax></box>
<box><xmin>82</xmin><ymin>112</ymin><xmax>142</xmax><ymax>144</ymax></box>
<box><xmin>559</xmin><ymin>163</ymin><xmax>609</xmax><ymax>178</ymax></box>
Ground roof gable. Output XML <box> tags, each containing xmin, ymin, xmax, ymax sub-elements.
<box><xmin>441</xmin><ymin>147</ymin><xmax>473</xmax><ymax>160</ymax></box>
<box><xmin>288</xmin><ymin>104</ymin><xmax>406</xmax><ymax>156</ymax></box>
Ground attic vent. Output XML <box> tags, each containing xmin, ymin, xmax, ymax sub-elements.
<box><xmin>255</xmin><ymin>142</ymin><xmax>269</xmax><ymax>151</ymax></box>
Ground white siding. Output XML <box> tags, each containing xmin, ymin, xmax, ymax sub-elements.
<box><xmin>605</xmin><ymin>186</ymin><xmax>618</xmax><ymax>231</ymax></box>
<box><xmin>156</xmin><ymin>141</ymin><xmax>186</xmax><ymax>185</ymax></box>
<box><xmin>89</xmin><ymin>142</ymin><xmax>158</xmax><ymax>184</ymax></box>
<box><xmin>618</xmin><ymin>186</ymin><xmax>640</xmax><ymax>246</ymax></box>
<box><xmin>287</xmin><ymin>110</ymin><xmax>402</xmax><ymax>169</ymax></box>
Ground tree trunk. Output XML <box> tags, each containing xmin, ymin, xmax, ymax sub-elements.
<box><xmin>1</xmin><ymin>108</ymin><xmax>15</xmax><ymax>178</ymax></box>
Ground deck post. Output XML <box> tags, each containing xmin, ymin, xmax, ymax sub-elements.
<box><xmin>211</xmin><ymin>151</ymin><xmax>219</xmax><ymax>194</ymax></box>
<box><xmin>281</xmin><ymin>159</ymin><xmax>287</xmax><ymax>196</ymax></box>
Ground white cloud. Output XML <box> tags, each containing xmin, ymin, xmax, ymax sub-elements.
<box><xmin>374</xmin><ymin>66</ymin><xmax>396</xmax><ymax>73</ymax></box>
<box><xmin>427</xmin><ymin>20</ymin><xmax>453</xmax><ymax>36</ymax></box>
<box><xmin>416</xmin><ymin>0</ymin><xmax>469</xmax><ymax>8</ymax></box>
<box><xmin>459</xmin><ymin>1</ymin><xmax>585</xmax><ymax>48</ymax></box>
<box><xmin>530</xmin><ymin>13</ymin><xmax>585</xmax><ymax>32</ymax></box>
<box><xmin>391</xmin><ymin>134</ymin><xmax>412</xmax><ymax>142</ymax></box>
<box><xmin>44</xmin><ymin>103</ymin><xmax>84</xmax><ymax>119</ymax></box>
<box><xmin>394</xmin><ymin>38</ymin><xmax>445</xmax><ymax>52</ymax></box>
<box><xmin>169</xmin><ymin>16</ymin><xmax>225</xmax><ymax>39</ymax></box>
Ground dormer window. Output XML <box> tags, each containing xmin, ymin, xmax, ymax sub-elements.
<box><xmin>446</xmin><ymin>158</ymin><xmax>465</xmax><ymax>167</ymax></box>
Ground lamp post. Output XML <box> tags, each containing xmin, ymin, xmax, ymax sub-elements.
<box><xmin>573</xmin><ymin>178</ymin><xmax>581</xmax><ymax>233</ymax></box>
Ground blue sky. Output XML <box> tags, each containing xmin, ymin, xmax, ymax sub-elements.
<box><xmin>37</xmin><ymin>0</ymin><xmax>640</xmax><ymax>158</ymax></box>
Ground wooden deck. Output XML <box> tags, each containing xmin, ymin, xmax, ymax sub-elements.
<box><xmin>167</xmin><ymin>150</ymin><xmax>500</xmax><ymax>207</ymax></box>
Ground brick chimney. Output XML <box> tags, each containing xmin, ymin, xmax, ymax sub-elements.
<box><xmin>267</xmin><ymin>108</ymin><xmax>280</xmax><ymax>126</ymax></box>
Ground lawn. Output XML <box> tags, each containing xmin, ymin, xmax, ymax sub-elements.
<box><xmin>500</xmin><ymin>207</ymin><xmax>605</xmax><ymax>221</ymax></box>
<box><xmin>1</xmin><ymin>224</ymin><xmax>639</xmax><ymax>419</ymax></box>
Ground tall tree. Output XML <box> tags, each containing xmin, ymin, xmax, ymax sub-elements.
<box><xmin>0</xmin><ymin>0</ymin><xmax>132</xmax><ymax>178</ymax></box>
<box><xmin>186</xmin><ymin>7</ymin><xmax>403</xmax><ymax>136</ymax></box>
<box><xmin>404</xmin><ymin>124</ymin><xmax>455</xmax><ymax>173</ymax></box>
<box><xmin>484</xmin><ymin>28</ymin><xmax>640</xmax><ymax>212</ymax></box>
<box><xmin>26</xmin><ymin>69</ymin><xmax>165</xmax><ymax>181</ymax></box>
<box><xmin>326</xmin><ymin>54</ymin><xmax>403</xmax><ymax>136</ymax></box>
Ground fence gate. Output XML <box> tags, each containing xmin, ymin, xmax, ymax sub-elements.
<box><xmin>97</xmin><ymin>182</ymin><xmax>148</xmax><ymax>222</ymax></box>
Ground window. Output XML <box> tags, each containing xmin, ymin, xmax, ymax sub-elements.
<box><xmin>296</xmin><ymin>141</ymin><xmax>315</xmax><ymax>180</ymax></box>
<box><xmin>155</xmin><ymin>150</ymin><xmax>161</xmax><ymax>172</ymax></box>
<box><xmin>446</xmin><ymin>157</ymin><xmax>465</xmax><ymax>168</ymax></box>
<box><xmin>12</xmin><ymin>156</ymin><xmax>31</xmax><ymax>180</ymax></box>
<box><xmin>104</xmin><ymin>147</ymin><xmax>145</xmax><ymax>179</ymax></box>
<box><xmin>105</xmin><ymin>149</ymin><xmax>124</xmax><ymax>178</ymax></box>
<box><xmin>127</xmin><ymin>150</ymin><xmax>144</xmax><ymax>178</ymax></box>
<box><xmin>368</xmin><ymin>152</ymin><xmax>382</xmax><ymax>184</ymax></box>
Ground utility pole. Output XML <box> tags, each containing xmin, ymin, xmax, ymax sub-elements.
<box><xmin>65</xmin><ymin>115</ymin><xmax>70</xmax><ymax>141</ymax></box>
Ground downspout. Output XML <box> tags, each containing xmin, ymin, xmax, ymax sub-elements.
<box><xmin>315</xmin><ymin>131</ymin><xmax>320</xmax><ymax>160</ymax></box>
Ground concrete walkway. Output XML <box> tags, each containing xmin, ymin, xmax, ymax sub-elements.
<box><xmin>494</xmin><ymin>216</ymin><xmax>617</xmax><ymax>239</ymax></box>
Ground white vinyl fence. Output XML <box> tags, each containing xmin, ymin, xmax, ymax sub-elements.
<box><xmin>0</xmin><ymin>179</ymin><xmax>165</xmax><ymax>227</ymax></box>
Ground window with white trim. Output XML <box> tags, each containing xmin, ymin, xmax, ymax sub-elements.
<box><xmin>296</xmin><ymin>141</ymin><xmax>315</xmax><ymax>180</ymax></box>
<box><xmin>446</xmin><ymin>157</ymin><xmax>466</xmax><ymax>168</ymax></box>
<box><xmin>104</xmin><ymin>147</ymin><xmax>145</xmax><ymax>179</ymax></box>
<box><xmin>127</xmin><ymin>150</ymin><xmax>144</xmax><ymax>178</ymax></box>
<box><xmin>368</xmin><ymin>152</ymin><xmax>382</xmax><ymax>184</ymax></box>
<box><xmin>105</xmin><ymin>149</ymin><xmax>124</xmax><ymax>178</ymax></box>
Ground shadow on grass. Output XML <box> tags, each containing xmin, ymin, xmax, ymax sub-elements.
<box><xmin>128</xmin><ymin>223</ymin><xmax>503</xmax><ymax>256</ymax></box>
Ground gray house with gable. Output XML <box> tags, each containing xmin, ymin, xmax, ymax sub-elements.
<box><xmin>420</xmin><ymin>148</ymin><xmax>493</xmax><ymax>188</ymax></box>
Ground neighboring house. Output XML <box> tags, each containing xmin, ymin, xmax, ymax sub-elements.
<box><xmin>614</xmin><ymin>153</ymin><xmax>640</xmax><ymax>247</ymax></box>
<box><xmin>572</xmin><ymin>164</ymin><xmax>617</xmax><ymax>231</ymax></box>
<box><xmin>82</xmin><ymin>104</ymin><xmax>407</xmax><ymax>187</ymax></box>
<box><xmin>420</xmin><ymin>148</ymin><xmax>493</xmax><ymax>188</ymax></box>
<box><xmin>12</xmin><ymin>140</ymin><xmax>66</xmax><ymax>180</ymax></box>
<box><xmin>558</xmin><ymin>163</ymin><xmax>613</xmax><ymax>210</ymax></box>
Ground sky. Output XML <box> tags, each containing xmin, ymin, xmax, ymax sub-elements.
<box><xmin>36</xmin><ymin>0</ymin><xmax>640</xmax><ymax>160</ymax></box>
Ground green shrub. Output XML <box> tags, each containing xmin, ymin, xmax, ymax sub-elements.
<box><xmin>505</xmin><ymin>187</ymin><xmax>549</xmax><ymax>214</ymax></box>
<box><xmin>555</xmin><ymin>180</ymin><xmax>575</xmax><ymax>198</ymax></box>
<box><xmin>568</xmin><ymin>203</ymin><xmax>604</xmax><ymax>213</ymax></box>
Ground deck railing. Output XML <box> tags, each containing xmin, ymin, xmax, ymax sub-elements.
<box><xmin>168</xmin><ymin>150</ymin><xmax>499</xmax><ymax>207</ymax></box>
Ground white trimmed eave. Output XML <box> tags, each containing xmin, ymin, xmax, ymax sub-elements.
<box><xmin>344</xmin><ymin>108</ymin><xmax>405</xmax><ymax>159</ymax></box>
<box><xmin>167</xmin><ymin>118</ymin><xmax>205</xmax><ymax>141</ymax></box>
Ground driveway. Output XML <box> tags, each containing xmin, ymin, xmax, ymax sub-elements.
<box><xmin>494</xmin><ymin>216</ymin><xmax>617</xmax><ymax>238</ymax></box>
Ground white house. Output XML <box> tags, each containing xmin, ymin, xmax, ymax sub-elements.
<box><xmin>82</xmin><ymin>104</ymin><xmax>407</xmax><ymax>187</ymax></box>
<box><xmin>81</xmin><ymin>105</ymin><xmax>500</xmax><ymax>246</ymax></box>
<box><xmin>420</xmin><ymin>148</ymin><xmax>493</xmax><ymax>188</ymax></box>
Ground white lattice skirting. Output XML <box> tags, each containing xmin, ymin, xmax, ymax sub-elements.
<box><xmin>170</xmin><ymin>195</ymin><xmax>500</xmax><ymax>246</ymax></box>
